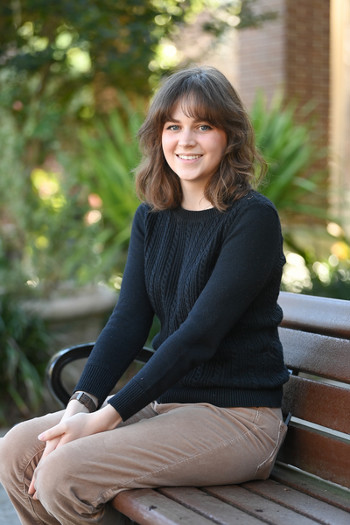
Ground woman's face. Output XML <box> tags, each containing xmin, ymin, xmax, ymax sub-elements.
<box><xmin>161</xmin><ymin>101</ymin><xmax>227</xmax><ymax>192</ymax></box>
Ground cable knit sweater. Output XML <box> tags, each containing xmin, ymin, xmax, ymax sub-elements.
<box><xmin>75</xmin><ymin>190</ymin><xmax>289</xmax><ymax>421</ymax></box>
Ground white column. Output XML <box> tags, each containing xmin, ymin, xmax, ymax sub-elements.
<box><xmin>330</xmin><ymin>0</ymin><xmax>350</xmax><ymax>235</ymax></box>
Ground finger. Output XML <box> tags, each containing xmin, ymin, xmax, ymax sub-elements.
<box><xmin>38</xmin><ymin>423</ymin><xmax>64</xmax><ymax>442</ymax></box>
<box><xmin>54</xmin><ymin>435</ymin><xmax>71</xmax><ymax>449</ymax></box>
<box><xmin>28</xmin><ymin>477</ymin><xmax>36</xmax><ymax>495</ymax></box>
<box><xmin>40</xmin><ymin>437</ymin><xmax>61</xmax><ymax>459</ymax></box>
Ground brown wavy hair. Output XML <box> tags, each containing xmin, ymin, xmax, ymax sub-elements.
<box><xmin>135</xmin><ymin>66</ymin><xmax>266</xmax><ymax>211</ymax></box>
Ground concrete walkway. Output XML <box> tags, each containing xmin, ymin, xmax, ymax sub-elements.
<box><xmin>0</xmin><ymin>430</ymin><xmax>21</xmax><ymax>525</ymax></box>
<box><xmin>0</xmin><ymin>487</ymin><xmax>21</xmax><ymax>525</ymax></box>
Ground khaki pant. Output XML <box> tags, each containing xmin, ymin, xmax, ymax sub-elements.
<box><xmin>0</xmin><ymin>402</ymin><xmax>286</xmax><ymax>525</ymax></box>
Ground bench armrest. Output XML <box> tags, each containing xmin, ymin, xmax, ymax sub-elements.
<box><xmin>46</xmin><ymin>343</ymin><xmax>154</xmax><ymax>407</ymax></box>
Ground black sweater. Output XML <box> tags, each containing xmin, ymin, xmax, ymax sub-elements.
<box><xmin>75</xmin><ymin>190</ymin><xmax>290</xmax><ymax>421</ymax></box>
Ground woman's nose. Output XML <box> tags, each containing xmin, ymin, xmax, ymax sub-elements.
<box><xmin>178</xmin><ymin>129</ymin><xmax>196</xmax><ymax>146</ymax></box>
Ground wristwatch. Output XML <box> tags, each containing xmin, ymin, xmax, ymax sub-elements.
<box><xmin>69</xmin><ymin>392</ymin><xmax>97</xmax><ymax>413</ymax></box>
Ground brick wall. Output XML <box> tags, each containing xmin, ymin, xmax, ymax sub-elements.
<box><xmin>285</xmin><ymin>0</ymin><xmax>330</xmax><ymax>153</ymax></box>
<box><xmin>236</xmin><ymin>0</ymin><xmax>286</xmax><ymax>109</ymax></box>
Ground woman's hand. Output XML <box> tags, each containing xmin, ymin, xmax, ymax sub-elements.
<box><xmin>28</xmin><ymin>404</ymin><xmax>122</xmax><ymax>499</ymax></box>
<box><xmin>38</xmin><ymin>405</ymin><xmax>122</xmax><ymax>445</ymax></box>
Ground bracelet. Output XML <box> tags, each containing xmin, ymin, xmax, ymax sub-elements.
<box><xmin>69</xmin><ymin>392</ymin><xmax>97</xmax><ymax>413</ymax></box>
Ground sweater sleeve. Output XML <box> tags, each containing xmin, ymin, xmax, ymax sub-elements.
<box><xmin>108</xmin><ymin>199</ymin><xmax>284</xmax><ymax>420</ymax></box>
<box><xmin>74</xmin><ymin>204</ymin><xmax>154</xmax><ymax>404</ymax></box>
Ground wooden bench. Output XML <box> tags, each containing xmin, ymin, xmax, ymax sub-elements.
<box><xmin>46</xmin><ymin>291</ymin><xmax>350</xmax><ymax>524</ymax></box>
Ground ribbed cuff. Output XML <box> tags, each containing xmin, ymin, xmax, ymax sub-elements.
<box><xmin>107</xmin><ymin>379</ymin><xmax>149</xmax><ymax>421</ymax></box>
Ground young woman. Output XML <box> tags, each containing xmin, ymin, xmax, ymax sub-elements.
<box><xmin>0</xmin><ymin>66</ymin><xmax>289</xmax><ymax>524</ymax></box>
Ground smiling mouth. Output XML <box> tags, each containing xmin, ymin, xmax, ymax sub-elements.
<box><xmin>176</xmin><ymin>154</ymin><xmax>202</xmax><ymax>160</ymax></box>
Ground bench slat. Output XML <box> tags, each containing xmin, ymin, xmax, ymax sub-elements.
<box><xmin>279</xmin><ymin>328</ymin><xmax>350</xmax><ymax>383</ymax></box>
<box><xmin>113</xmin><ymin>489</ymin><xmax>216</xmax><ymax>524</ymax></box>
<box><xmin>278</xmin><ymin>425</ymin><xmax>350</xmax><ymax>488</ymax></box>
<box><xmin>205</xmin><ymin>485</ymin><xmax>319</xmax><ymax>524</ymax></box>
<box><xmin>282</xmin><ymin>375</ymin><xmax>350</xmax><ymax>433</ymax></box>
<box><xmin>159</xmin><ymin>487</ymin><xmax>265</xmax><ymax>525</ymax></box>
<box><xmin>243</xmin><ymin>479</ymin><xmax>350</xmax><ymax>525</ymax></box>
<box><xmin>271</xmin><ymin>463</ymin><xmax>350</xmax><ymax>513</ymax></box>
<box><xmin>279</xmin><ymin>292</ymin><xmax>350</xmax><ymax>338</ymax></box>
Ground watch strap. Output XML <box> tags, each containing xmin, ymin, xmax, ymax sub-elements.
<box><xmin>69</xmin><ymin>392</ymin><xmax>97</xmax><ymax>413</ymax></box>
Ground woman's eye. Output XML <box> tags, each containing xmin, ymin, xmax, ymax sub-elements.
<box><xmin>167</xmin><ymin>124</ymin><xmax>179</xmax><ymax>131</ymax></box>
<box><xmin>199</xmin><ymin>124</ymin><xmax>212</xmax><ymax>131</ymax></box>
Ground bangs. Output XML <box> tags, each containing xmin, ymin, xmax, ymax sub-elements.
<box><xmin>163</xmin><ymin>90</ymin><xmax>226</xmax><ymax>128</ymax></box>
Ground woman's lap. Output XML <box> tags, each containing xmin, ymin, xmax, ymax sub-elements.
<box><xmin>35</xmin><ymin>404</ymin><xmax>285</xmax><ymax>501</ymax></box>
<box><xmin>0</xmin><ymin>403</ymin><xmax>286</xmax><ymax>524</ymax></box>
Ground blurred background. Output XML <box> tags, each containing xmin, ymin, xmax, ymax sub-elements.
<box><xmin>0</xmin><ymin>0</ymin><xmax>349</xmax><ymax>425</ymax></box>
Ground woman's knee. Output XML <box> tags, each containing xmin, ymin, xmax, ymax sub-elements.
<box><xmin>34</xmin><ymin>448</ymin><xmax>71</xmax><ymax>517</ymax></box>
<box><xmin>34</xmin><ymin>451</ymin><xmax>60</xmax><ymax>499</ymax></box>
<box><xmin>34</xmin><ymin>445</ymin><xmax>91</xmax><ymax>520</ymax></box>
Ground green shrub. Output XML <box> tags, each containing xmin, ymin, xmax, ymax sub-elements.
<box><xmin>0</xmin><ymin>294</ymin><xmax>51</xmax><ymax>425</ymax></box>
<box><xmin>251</xmin><ymin>92</ymin><xmax>328</xmax><ymax>223</ymax></box>
<box><xmin>72</xmin><ymin>99</ymin><xmax>144</xmax><ymax>282</ymax></box>
<box><xmin>249</xmin><ymin>92</ymin><xmax>346</xmax><ymax>298</ymax></box>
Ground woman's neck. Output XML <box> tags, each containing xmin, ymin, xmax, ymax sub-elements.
<box><xmin>181</xmin><ymin>196</ymin><xmax>214</xmax><ymax>211</ymax></box>
<box><xmin>181</xmin><ymin>187</ymin><xmax>214</xmax><ymax>211</ymax></box>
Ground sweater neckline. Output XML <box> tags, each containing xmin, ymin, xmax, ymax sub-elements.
<box><xmin>174</xmin><ymin>206</ymin><xmax>220</xmax><ymax>222</ymax></box>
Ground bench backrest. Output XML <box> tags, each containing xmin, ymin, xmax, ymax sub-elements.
<box><xmin>277</xmin><ymin>291</ymin><xmax>350</xmax><ymax>489</ymax></box>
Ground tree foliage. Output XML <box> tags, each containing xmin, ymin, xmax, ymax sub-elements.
<box><xmin>0</xmin><ymin>1</ymin><xmax>275</xmax><ymax>103</ymax></box>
